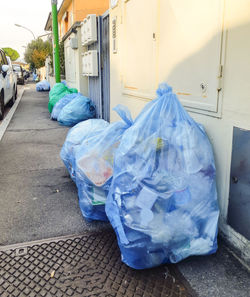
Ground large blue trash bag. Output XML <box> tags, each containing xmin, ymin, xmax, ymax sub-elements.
<box><xmin>36</xmin><ymin>80</ymin><xmax>50</xmax><ymax>91</ymax></box>
<box><xmin>51</xmin><ymin>93</ymin><xmax>78</xmax><ymax>120</ymax></box>
<box><xmin>74</xmin><ymin>105</ymin><xmax>133</xmax><ymax>222</ymax></box>
<box><xmin>106</xmin><ymin>83</ymin><xmax>219</xmax><ymax>269</ymax></box>
<box><xmin>58</xmin><ymin>94</ymin><xmax>96</xmax><ymax>126</ymax></box>
<box><xmin>60</xmin><ymin>119</ymin><xmax>110</xmax><ymax>182</ymax></box>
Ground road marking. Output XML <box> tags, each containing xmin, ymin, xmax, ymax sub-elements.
<box><xmin>0</xmin><ymin>86</ymin><xmax>25</xmax><ymax>142</ymax></box>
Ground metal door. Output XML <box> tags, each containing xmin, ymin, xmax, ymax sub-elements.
<box><xmin>227</xmin><ymin>127</ymin><xmax>250</xmax><ymax>240</ymax></box>
<box><xmin>88</xmin><ymin>12</ymin><xmax>110</xmax><ymax>121</ymax></box>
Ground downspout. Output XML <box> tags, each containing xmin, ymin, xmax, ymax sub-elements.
<box><xmin>51</xmin><ymin>0</ymin><xmax>61</xmax><ymax>83</ymax></box>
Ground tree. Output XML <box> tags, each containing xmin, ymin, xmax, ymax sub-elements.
<box><xmin>2</xmin><ymin>48</ymin><xmax>20</xmax><ymax>61</ymax></box>
<box><xmin>24</xmin><ymin>38</ymin><xmax>52</xmax><ymax>69</ymax></box>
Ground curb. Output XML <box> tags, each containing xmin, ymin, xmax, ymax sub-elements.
<box><xmin>0</xmin><ymin>86</ymin><xmax>25</xmax><ymax>142</ymax></box>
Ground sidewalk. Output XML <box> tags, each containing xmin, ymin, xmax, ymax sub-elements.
<box><xmin>0</xmin><ymin>83</ymin><xmax>249</xmax><ymax>297</ymax></box>
<box><xmin>0</xmin><ymin>83</ymin><xmax>109</xmax><ymax>246</ymax></box>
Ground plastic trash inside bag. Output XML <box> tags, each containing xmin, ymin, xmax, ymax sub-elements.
<box><xmin>51</xmin><ymin>93</ymin><xmax>78</xmax><ymax>120</ymax></box>
<box><xmin>60</xmin><ymin>119</ymin><xmax>110</xmax><ymax>182</ymax></box>
<box><xmin>57</xmin><ymin>94</ymin><xmax>96</xmax><ymax>126</ymax></box>
<box><xmin>74</xmin><ymin>104</ymin><xmax>133</xmax><ymax>222</ymax></box>
<box><xmin>48</xmin><ymin>83</ymin><xmax>78</xmax><ymax>113</ymax></box>
<box><xmin>36</xmin><ymin>80</ymin><xmax>50</xmax><ymax>92</ymax></box>
<box><xmin>106</xmin><ymin>83</ymin><xmax>219</xmax><ymax>269</ymax></box>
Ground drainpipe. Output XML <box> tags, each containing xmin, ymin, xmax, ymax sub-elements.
<box><xmin>51</xmin><ymin>0</ymin><xmax>61</xmax><ymax>83</ymax></box>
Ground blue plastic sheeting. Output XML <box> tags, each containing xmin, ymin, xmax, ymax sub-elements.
<box><xmin>51</xmin><ymin>93</ymin><xmax>78</xmax><ymax>120</ymax></box>
<box><xmin>106</xmin><ymin>83</ymin><xmax>219</xmax><ymax>269</ymax></box>
<box><xmin>36</xmin><ymin>80</ymin><xmax>50</xmax><ymax>91</ymax></box>
<box><xmin>60</xmin><ymin>119</ymin><xmax>110</xmax><ymax>182</ymax></box>
<box><xmin>74</xmin><ymin>105</ymin><xmax>133</xmax><ymax>222</ymax></box>
<box><xmin>57</xmin><ymin>94</ymin><xmax>96</xmax><ymax>126</ymax></box>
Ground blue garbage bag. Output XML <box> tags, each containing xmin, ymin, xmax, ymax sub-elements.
<box><xmin>74</xmin><ymin>105</ymin><xmax>133</xmax><ymax>222</ymax></box>
<box><xmin>60</xmin><ymin>119</ymin><xmax>110</xmax><ymax>182</ymax></box>
<box><xmin>57</xmin><ymin>94</ymin><xmax>96</xmax><ymax>126</ymax></box>
<box><xmin>106</xmin><ymin>83</ymin><xmax>219</xmax><ymax>269</ymax></box>
<box><xmin>33</xmin><ymin>73</ymin><xmax>38</xmax><ymax>81</ymax></box>
<box><xmin>61</xmin><ymin>80</ymin><xmax>67</xmax><ymax>87</ymax></box>
<box><xmin>51</xmin><ymin>93</ymin><xmax>78</xmax><ymax>120</ymax></box>
<box><xmin>36</xmin><ymin>80</ymin><xmax>50</xmax><ymax>91</ymax></box>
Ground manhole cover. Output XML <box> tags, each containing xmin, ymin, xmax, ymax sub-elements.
<box><xmin>0</xmin><ymin>231</ymin><xmax>196</xmax><ymax>296</ymax></box>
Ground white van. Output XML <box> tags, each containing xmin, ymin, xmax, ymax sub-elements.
<box><xmin>0</xmin><ymin>49</ymin><xmax>18</xmax><ymax>120</ymax></box>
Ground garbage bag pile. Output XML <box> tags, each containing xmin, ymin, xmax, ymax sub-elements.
<box><xmin>51</xmin><ymin>93</ymin><xmax>78</xmax><ymax>120</ymax></box>
<box><xmin>58</xmin><ymin>94</ymin><xmax>96</xmax><ymax>126</ymax></box>
<box><xmin>60</xmin><ymin>119</ymin><xmax>110</xmax><ymax>182</ymax></box>
<box><xmin>36</xmin><ymin>80</ymin><xmax>50</xmax><ymax>92</ymax></box>
<box><xmin>105</xmin><ymin>83</ymin><xmax>219</xmax><ymax>269</ymax></box>
<box><xmin>73</xmin><ymin>105</ymin><xmax>133</xmax><ymax>222</ymax></box>
<box><xmin>48</xmin><ymin>83</ymin><xmax>78</xmax><ymax>113</ymax></box>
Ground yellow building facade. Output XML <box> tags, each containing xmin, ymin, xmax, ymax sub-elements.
<box><xmin>58</xmin><ymin>0</ymin><xmax>109</xmax><ymax>39</ymax></box>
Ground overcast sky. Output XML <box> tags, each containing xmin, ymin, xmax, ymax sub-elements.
<box><xmin>0</xmin><ymin>0</ymin><xmax>63</xmax><ymax>60</ymax></box>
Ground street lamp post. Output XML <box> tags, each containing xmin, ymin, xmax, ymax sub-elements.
<box><xmin>15</xmin><ymin>24</ymin><xmax>36</xmax><ymax>39</ymax></box>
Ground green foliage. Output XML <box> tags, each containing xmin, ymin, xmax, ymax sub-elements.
<box><xmin>49</xmin><ymin>41</ymin><xmax>65</xmax><ymax>77</ymax></box>
<box><xmin>2</xmin><ymin>48</ymin><xmax>20</xmax><ymax>61</ymax></box>
<box><xmin>24</xmin><ymin>38</ymin><xmax>52</xmax><ymax>69</ymax></box>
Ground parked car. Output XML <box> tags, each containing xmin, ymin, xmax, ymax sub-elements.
<box><xmin>12</xmin><ymin>64</ymin><xmax>25</xmax><ymax>85</ymax></box>
<box><xmin>23</xmin><ymin>69</ymin><xmax>30</xmax><ymax>80</ymax></box>
<box><xmin>0</xmin><ymin>49</ymin><xmax>18</xmax><ymax>120</ymax></box>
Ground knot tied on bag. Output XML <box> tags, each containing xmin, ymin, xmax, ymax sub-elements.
<box><xmin>156</xmin><ymin>83</ymin><xmax>173</xmax><ymax>97</ymax></box>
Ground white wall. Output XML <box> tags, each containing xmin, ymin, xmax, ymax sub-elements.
<box><xmin>64</xmin><ymin>27</ymin><xmax>88</xmax><ymax>96</ymax></box>
<box><xmin>109</xmin><ymin>0</ymin><xmax>250</xmax><ymax>261</ymax></box>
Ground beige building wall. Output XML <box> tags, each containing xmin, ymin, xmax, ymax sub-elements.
<box><xmin>109</xmin><ymin>0</ymin><xmax>250</xmax><ymax>260</ymax></box>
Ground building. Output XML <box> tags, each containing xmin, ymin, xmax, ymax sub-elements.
<box><xmin>44</xmin><ymin>0</ymin><xmax>109</xmax><ymax>96</ymax></box>
<box><xmin>109</xmin><ymin>0</ymin><xmax>250</xmax><ymax>264</ymax></box>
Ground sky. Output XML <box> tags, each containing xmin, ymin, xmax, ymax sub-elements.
<box><xmin>0</xmin><ymin>0</ymin><xmax>63</xmax><ymax>60</ymax></box>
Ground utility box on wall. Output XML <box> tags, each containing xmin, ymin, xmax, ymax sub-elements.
<box><xmin>70</xmin><ymin>37</ymin><xmax>78</xmax><ymax>49</ymax></box>
<box><xmin>82</xmin><ymin>50</ymin><xmax>98</xmax><ymax>76</ymax></box>
<box><xmin>81</xmin><ymin>14</ymin><xmax>97</xmax><ymax>46</ymax></box>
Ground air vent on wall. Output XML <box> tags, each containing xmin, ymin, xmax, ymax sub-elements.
<box><xmin>112</xmin><ymin>17</ymin><xmax>117</xmax><ymax>53</ymax></box>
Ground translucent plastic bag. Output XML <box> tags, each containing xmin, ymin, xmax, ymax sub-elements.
<box><xmin>60</xmin><ymin>119</ymin><xmax>110</xmax><ymax>182</ymax></box>
<box><xmin>51</xmin><ymin>93</ymin><xmax>78</xmax><ymax>121</ymax></box>
<box><xmin>48</xmin><ymin>83</ymin><xmax>77</xmax><ymax>113</ymax></box>
<box><xmin>57</xmin><ymin>94</ymin><xmax>96</xmax><ymax>126</ymax></box>
<box><xmin>106</xmin><ymin>83</ymin><xmax>219</xmax><ymax>269</ymax></box>
<box><xmin>74</xmin><ymin>105</ymin><xmax>133</xmax><ymax>222</ymax></box>
<box><xmin>36</xmin><ymin>80</ymin><xmax>50</xmax><ymax>91</ymax></box>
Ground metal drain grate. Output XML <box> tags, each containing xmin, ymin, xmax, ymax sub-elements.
<box><xmin>0</xmin><ymin>231</ymin><xmax>196</xmax><ymax>297</ymax></box>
